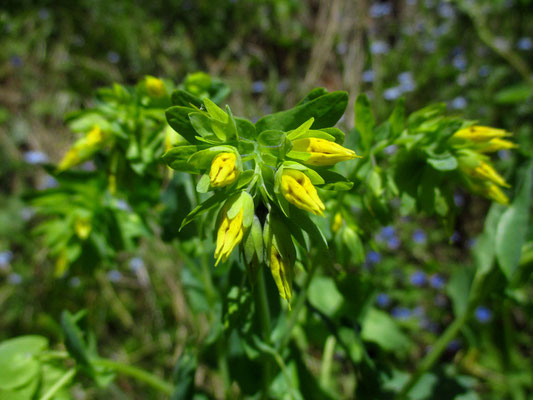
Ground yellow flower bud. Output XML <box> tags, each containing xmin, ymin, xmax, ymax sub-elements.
<box><xmin>281</xmin><ymin>169</ymin><xmax>325</xmax><ymax>216</ymax></box>
<box><xmin>209</xmin><ymin>152</ymin><xmax>239</xmax><ymax>187</ymax></box>
<box><xmin>145</xmin><ymin>76</ymin><xmax>166</xmax><ymax>97</ymax></box>
<box><xmin>84</xmin><ymin>125</ymin><xmax>105</xmax><ymax>146</ymax></box>
<box><xmin>477</xmin><ymin>138</ymin><xmax>518</xmax><ymax>153</ymax></box>
<box><xmin>75</xmin><ymin>216</ymin><xmax>92</xmax><ymax>240</ymax></box>
<box><xmin>291</xmin><ymin>137</ymin><xmax>358</xmax><ymax>166</ymax></box>
<box><xmin>486</xmin><ymin>184</ymin><xmax>509</xmax><ymax>205</ymax></box>
<box><xmin>269</xmin><ymin>246</ymin><xmax>293</xmax><ymax>302</ymax></box>
<box><xmin>57</xmin><ymin>148</ymin><xmax>82</xmax><ymax>172</ymax></box>
<box><xmin>332</xmin><ymin>212</ymin><xmax>343</xmax><ymax>233</ymax></box>
<box><xmin>469</xmin><ymin>162</ymin><xmax>510</xmax><ymax>188</ymax></box>
<box><xmin>215</xmin><ymin>209</ymin><xmax>245</xmax><ymax>266</ymax></box>
<box><xmin>57</xmin><ymin>126</ymin><xmax>105</xmax><ymax>172</ymax></box>
<box><xmin>453</xmin><ymin>126</ymin><xmax>509</xmax><ymax>142</ymax></box>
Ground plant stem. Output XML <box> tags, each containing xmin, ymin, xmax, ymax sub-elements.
<box><xmin>256</xmin><ymin>266</ymin><xmax>273</xmax><ymax>399</ymax></box>
<box><xmin>276</xmin><ymin>260</ymin><xmax>318</xmax><ymax>350</ymax></box>
<box><xmin>39</xmin><ymin>368</ymin><xmax>76</xmax><ymax>400</ymax></box>
<box><xmin>92</xmin><ymin>358</ymin><xmax>173</xmax><ymax>395</ymax></box>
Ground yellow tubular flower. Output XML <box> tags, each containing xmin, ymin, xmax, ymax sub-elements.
<box><xmin>486</xmin><ymin>184</ymin><xmax>509</xmax><ymax>205</ymax></box>
<box><xmin>145</xmin><ymin>76</ymin><xmax>166</xmax><ymax>97</ymax></box>
<box><xmin>270</xmin><ymin>246</ymin><xmax>293</xmax><ymax>302</ymax></box>
<box><xmin>75</xmin><ymin>217</ymin><xmax>92</xmax><ymax>240</ymax></box>
<box><xmin>57</xmin><ymin>148</ymin><xmax>81</xmax><ymax>172</ymax></box>
<box><xmin>470</xmin><ymin>162</ymin><xmax>510</xmax><ymax>188</ymax></box>
<box><xmin>453</xmin><ymin>126</ymin><xmax>509</xmax><ymax>142</ymax></box>
<box><xmin>477</xmin><ymin>138</ymin><xmax>518</xmax><ymax>153</ymax></box>
<box><xmin>84</xmin><ymin>125</ymin><xmax>104</xmax><ymax>146</ymax></box>
<box><xmin>332</xmin><ymin>212</ymin><xmax>343</xmax><ymax>233</ymax></box>
<box><xmin>209</xmin><ymin>152</ymin><xmax>239</xmax><ymax>187</ymax></box>
<box><xmin>214</xmin><ymin>209</ymin><xmax>244</xmax><ymax>266</ymax></box>
<box><xmin>291</xmin><ymin>138</ymin><xmax>358</xmax><ymax>166</ymax></box>
<box><xmin>281</xmin><ymin>169</ymin><xmax>325</xmax><ymax>216</ymax></box>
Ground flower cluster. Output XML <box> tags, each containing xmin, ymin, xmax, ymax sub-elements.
<box><xmin>164</xmin><ymin>89</ymin><xmax>357</xmax><ymax>302</ymax></box>
<box><xmin>451</xmin><ymin>125</ymin><xmax>516</xmax><ymax>204</ymax></box>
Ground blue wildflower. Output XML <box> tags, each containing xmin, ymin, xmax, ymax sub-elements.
<box><xmin>107</xmin><ymin>51</ymin><xmax>120</xmax><ymax>64</ymax></box>
<box><xmin>392</xmin><ymin>307</ymin><xmax>411</xmax><ymax>320</ymax></box>
<box><xmin>412</xmin><ymin>229</ymin><xmax>427</xmax><ymax>244</ymax></box>
<box><xmin>475</xmin><ymin>306</ymin><xmax>492</xmax><ymax>323</ymax></box>
<box><xmin>252</xmin><ymin>81</ymin><xmax>265</xmax><ymax>93</ymax></box>
<box><xmin>429</xmin><ymin>274</ymin><xmax>445</xmax><ymax>289</ymax></box>
<box><xmin>8</xmin><ymin>273</ymin><xmax>22</xmax><ymax>285</ymax></box>
<box><xmin>277</xmin><ymin>80</ymin><xmax>289</xmax><ymax>94</ymax></box>
<box><xmin>336</xmin><ymin>42</ymin><xmax>348</xmax><ymax>55</ymax></box>
<box><xmin>69</xmin><ymin>277</ymin><xmax>81</xmax><ymax>287</ymax></box>
<box><xmin>376</xmin><ymin>293</ymin><xmax>390</xmax><ymax>307</ymax></box>
<box><xmin>450</xmin><ymin>231</ymin><xmax>461</xmax><ymax>243</ymax></box>
<box><xmin>451</xmin><ymin>96</ymin><xmax>467</xmax><ymax>110</ymax></box>
<box><xmin>362</xmin><ymin>70</ymin><xmax>374</xmax><ymax>83</ymax></box>
<box><xmin>383</xmin><ymin>86</ymin><xmax>402</xmax><ymax>100</ymax></box>
<box><xmin>10</xmin><ymin>55</ymin><xmax>23</xmax><ymax>68</ymax></box>
<box><xmin>370</xmin><ymin>41</ymin><xmax>390</xmax><ymax>54</ymax></box>
<box><xmin>387</xmin><ymin>236</ymin><xmax>401</xmax><ymax>250</ymax></box>
<box><xmin>454</xmin><ymin>193</ymin><xmax>465</xmax><ymax>207</ymax></box>
<box><xmin>107</xmin><ymin>270</ymin><xmax>123</xmax><ymax>282</ymax></box>
<box><xmin>447</xmin><ymin>339</ymin><xmax>461</xmax><ymax>351</ymax></box>
<box><xmin>384</xmin><ymin>145</ymin><xmax>397</xmax><ymax>155</ymax></box>
<box><xmin>0</xmin><ymin>251</ymin><xmax>13</xmax><ymax>267</ymax></box>
<box><xmin>129</xmin><ymin>257</ymin><xmax>144</xmax><ymax>272</ymax></box>
<box><xmin>517</xmin><ymin>37</ymin><xmax>532</xmax><ymax>51</ymax></box>
<box><xmin>369</xmin><ymin>3</ymin><xmax>392</xmax><ymax>18</ymax></box>
<box><xmin>365</xmin><ymin>251</ymin><xmax>381</xmax><ymax>265</ymax></box>
<box><xmin>410</xmin><ymin>270</ymin><xmax>427</xmax><ymax>286</ymax></box>
<box><xmin>478</xmin><ymin>65</ymin><xmax>490</xmax><ymax>77</ymax></box>
<box><xmin>23</xmin><ymin>151</ymin><xmax>48</xmax><ymax>164</ymax></box>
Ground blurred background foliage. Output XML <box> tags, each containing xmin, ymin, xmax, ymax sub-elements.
<box><xmin>1</xmin><ymin>0</ymin><xmax>533</xmax><ymax>399</ymax></box>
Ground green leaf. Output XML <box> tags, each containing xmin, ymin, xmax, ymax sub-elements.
<box><xmin>361</xmin><ymin>309</ymin><xmax>410</xmax><ymax>353</ymax></box>
<box><xmin>317</xmin><ymin>170</ymin><xmax>353</xmax><ymax>191</ymax></box>
<box><xmin>180</xmin><ymin>191</ymin><xmax>226</xmax><ymax>230</ymax></box>
<box><xmin>494</xmin><ymin>84</ymin><xmax>532</xmax><ymax>104</ymax></box>
<box><xmin>166</xmin><ymin>106</ymin><xmax>199</xmax><ymax>144</ymax></box>
<box><xmin>427</xmin><ymin>155</ymin><xmax>458</xmax><ymax>171</ymax></box>
<box><xmin>187</xmin><ymin>145</ymin><xmax>237</xmax><ymax>170</ymax></box>
<box><xmin>256</xmin><ymin>91</ymin><xmax>348</xmax><ymax>133</ymax></box>
<box><xmin>496</xmin><ymin>162</ymin><xmax>533</xmax><ymax>279</ymax></box>
<box><xmin>163</xmin><ymin>145</ymin><xmax>201</xmax><ymax>173</ymax></box>
<box><xmin>236</xmin><ymin>118</ymin><xmax>256</xmax><ymax>139</ymax></box>
<box><xmin>196</xmin><ymin>174</ymin><xmax>211</xmax><ymax>193</ymax></box>
<box><xmin>296</xmin><ymin>87</ymin><xmax>329</xmax><ymax>105</ymax></box>
<box><xmin>388</xmin><ymin>98</ymin><xmax>405</xmax><ymax>138</ymax></box>
<box><xmin>0</xmin><ymin>335</ymin><xmax>48</xmax><ymax>391</ymax></box>
<box><xmin>171</xmin><ymin>349</ymin><xmax>197</xmax><ymax>400</ymax></box>
<box><xmin>170</xmin><ymin>89</ymin><xmax>203</xmax><ymax>108</ymax></box>
<box><xmin>354</xmin><ymin>94</ymin><xmax>375</xmax><ymax>151</ymax></box>
<box><xmin>61</xmin><ymin>311</ymin><xmax>91</xmax><ymax>367</ymax></box>
<box><xmin>308</xmin><ymin>276</ymin><xmax>343</xmax><ymax>316</ymax></box>
<box><xmin>204</xmin><ymin>98</ymin><xmax>228</xmax><ymax>123</ymax></box>
<box><xmin>257</xmin><ymin>130</ymin><xmax>285</xmax><ymax>147</ymax></box>
<box><xmin>320</xmin><ymin>127</ymin><xmax>345</xmax><ymax>144</ymax></box>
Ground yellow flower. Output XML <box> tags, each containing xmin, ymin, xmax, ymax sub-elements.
<box><xmin>57</xmin><ymin>125</ymin><xmax>105</xmax><ymax>172</ymax></box>
<box><xmin>332</xmin><ymin>212</ymin><xmax>343</xmax><ymax>233</ymax></box>
<box><xmin>57</xmin><ymin>148</ymin><xmax>82</xmax><ymax>172</ymax></box>
<box><xmin>85</xmin><ymin>125</ymin><xmax>105</xmax><ymax>146</ymax></box>
<box><xmin>75</xmin><ymin>217</ymin><xmax>92</xmax><ymax>240</ymax></box>
<box><xmin>214</xmin><ymin>209</ymin><xmax>244</xmax><ymax>266</ymax></box>
<box><xmin>291</xmin><ymin>137</ymin><xmax>358</xmax><ymax>166</ymax></box>
<box><xmin>281</xmin><ymin>169</ymin><xmax>325</xmax><ymax>216</ymax></box>
<box><xmin>486</xmin><ymin>184</ymin><xmax>509</xmax><ymax>205</ymax></box>
<box><xmin>477</xmin><ymin>138</ymin><xmax>518</xmax><ymax>153</ymax></box>
<box><xmin>467</xmin><ymin>161</ymin><xmax>510</xmax><ymax>188</ymax></box>
<box><xmin>145</xmin><ymin>76</ymin><xmax>166</xmax><ymax>97</ymax></box>
<box><xmin>269</xmin><ymin>246</ymin><xmax>293</xmax><ymax>302</ymax></box>
<box><xmin>453</xmin><ymin>126</ymin><xmax>509</xmax><ymax>142</ymax></box>
<box><xmin>209</xmin><ymin>152</ymin><xmax>239</xmax><ymax>187</ymax></box>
